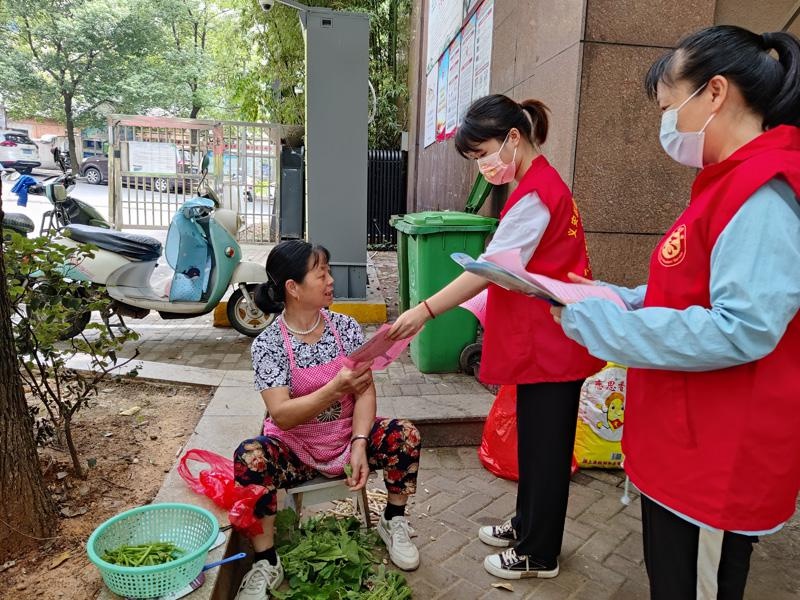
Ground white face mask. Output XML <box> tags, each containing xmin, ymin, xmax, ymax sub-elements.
<box><xmin>659</xmin><ymin>84</ymin><xmax>716</xmax><ymax>169</ymax></box>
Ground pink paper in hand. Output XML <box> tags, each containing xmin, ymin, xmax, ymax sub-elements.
<box><xmin>459</xmin><ymin>289</ymin><xmax>487</xmax><ymax>327</ymax></box>
<box><xmin>343</xmin><ymin>324</ymin><xmax>413</xmax><ymax>371</ymax></box>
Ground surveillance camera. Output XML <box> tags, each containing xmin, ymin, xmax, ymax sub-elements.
<box><xmin>259</xmin><ymin>0</ymin><xmax>275</xmax><ymax>11</ymax></box>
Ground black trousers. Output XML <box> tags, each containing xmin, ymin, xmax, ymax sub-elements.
<box><xmin>510</xmin><ymin>380</ymin><xmax>583</xmax><ymax>563</ymax></box>
<box><xmin>641</xmin><ymin>495</ymin><xmax>757</xmax><ymax>600</ymax></box>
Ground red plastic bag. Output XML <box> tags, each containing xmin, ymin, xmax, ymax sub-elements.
<box><xmin>478</xmin><ymin>386</ymin><xmax>579</xmax><ymax>481</ymax></box>
<box><xmin>479</xmin><ymin>385</ymin><xmax>520</xmax><ymax>480</ymax></box>
<box><xmin>178</xmin><ymin>449</ymin><xmax>266</xmax><ymax>536</ymax></box>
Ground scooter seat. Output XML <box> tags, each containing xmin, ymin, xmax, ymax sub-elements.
<box><xmin>64</xmin><ymin>224</ymin><xmax>162</xmax><ymax>261</ymax></box>
<box><xmin>2</xmin><ymin>212</ymin><xmax>35</xmax><ymax>234</ymax></box>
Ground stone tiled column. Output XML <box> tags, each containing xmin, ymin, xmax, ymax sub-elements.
<box><xmin>574</xmin><ymin>0</ymin><xmax>716</xmax><ymax>286</ymax></box>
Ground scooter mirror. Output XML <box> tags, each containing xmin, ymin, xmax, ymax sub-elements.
<box><xmin>201</xmin><ymin>153</ymin><xmax>210</xmax><ymax>174</ymax></box>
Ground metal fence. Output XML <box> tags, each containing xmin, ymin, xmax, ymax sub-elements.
<box><xmin>108</xmin><ymin>115</ymin><xmax>301</xmax><ymax>243</ymax></box>
<box><xmin>367</xmin><ymin>150</ymin><xmax>407</xmax><ymax>248</ymax></box>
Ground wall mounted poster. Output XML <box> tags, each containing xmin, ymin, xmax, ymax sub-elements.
<box><xmin>426</xmin><ymin>0</ymin><xmax>464</xmax><ymax>73</ymax></box>
<box><xmin>457</xmin><ymin>15</ymin><xmax>477</xmax><ymax>124</ymax></box>
<box><xmin>445</xmin><ymin>36</ymin><xmax>461</xmax><ymax>138</ymax></box>
<box><xmin>424</xmin><ymin>67</ymin><xmax>438</xmax><ymax>148</ymax></box>
<box><xmin>436</xmin><ymin>50</ymin><xmax>449</xmax><ymax>142</ymax></box>
<box><xmin>472</xmin><ymin>0</ymin><xmax>494</xmax><ymax>99</ymax></box>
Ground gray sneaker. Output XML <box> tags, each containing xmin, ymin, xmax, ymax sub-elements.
<box><xmin>234</xmin><ymin>557</ymin><xmax>284</xmax><ymax>600</ymax></box>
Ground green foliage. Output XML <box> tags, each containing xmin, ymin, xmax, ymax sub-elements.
<box><xmin>272</xmin><ymin>510</ymin><xmax>412</xmax><ymax>599</ymax></box>
<box><xmin>233</xmin><ymin>0</ymin><xmax>411</xmax><ymax>148</ymax></box>
<box><xmin>4</xmin><ymin>232</ymin><xmax>140</xmax><ymax>478</ymax></box>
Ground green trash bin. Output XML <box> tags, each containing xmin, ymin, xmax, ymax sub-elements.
<box><xmin>390</xmin><ymin>214</ymin><xmax>410</xmax><ymax>314</ymax></box>
<box><xmin>393</xmin><ymin>211</ymin><xmax>497</xmax><ymax>373</ymax></box>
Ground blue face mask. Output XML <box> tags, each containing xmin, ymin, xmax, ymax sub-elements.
<box><xmin>659</xmin><ymin>84</ymin><xmax>716</xmax><ymax>169</ymax></box>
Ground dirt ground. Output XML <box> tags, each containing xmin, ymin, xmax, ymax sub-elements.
<box><xmin>0</xmin><ymin>380</ymin><xmax>212</xmax><ymax>600</ymax></box>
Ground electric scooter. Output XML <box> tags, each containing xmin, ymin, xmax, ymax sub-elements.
<box><xmin>51</xmin><ymin>162</ymin><xmax>274</xmax><ymax>337</ymax></box>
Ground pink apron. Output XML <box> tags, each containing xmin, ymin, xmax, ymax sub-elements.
<box><xmin>262</xmin><ymin>311</ymin><xmax>354</xmax><ymax>477</ymax></box>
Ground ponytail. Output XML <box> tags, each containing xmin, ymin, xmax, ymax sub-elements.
<box><xmin>253</xmin><ymin>280</ymin><xmax>284</xmax><ymax>314</ymax></box>
<box><xmin>519</xmin><ymin>99</ymin><xmax>549</xmax><ymax>146</ymax></box>
<box><xmin>761</xmin><ymin>31</ymin><xmax>800</xmax><ymax>127</ymax></box>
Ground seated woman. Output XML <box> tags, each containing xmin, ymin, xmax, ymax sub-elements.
<box><xmin>233</xmin><ymin>240</ymin><xmax>421</xmax><ymax>600</ymax></box>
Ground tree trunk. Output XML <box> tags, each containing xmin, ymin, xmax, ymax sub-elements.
<box><xmin>64</xmin><ymin>93</ymin><xmax>81</xmax><ymax>171</ymax></box>
<box><xmin>0</xmin><ymin>183</ymin><xmax>58</xmax><ymax>562</ymax></box>
<box><xmin>63</xmin><ymin>415</ymin><xmax>84</xmax><ymax>479</ymax></box>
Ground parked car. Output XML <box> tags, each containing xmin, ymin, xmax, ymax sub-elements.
<box><xmin>81</xmin><ymin>154</ymin><xmax>108</xmax><ymax>185</ymax></box>
<box><xmin>0</xmin><ymin>130</ymin><xmax>41</xmax><ymax>174</ymax></box>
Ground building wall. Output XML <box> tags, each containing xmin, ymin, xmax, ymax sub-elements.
<box><xmin>6</xmin><ymin>119</ymin><xmax>66</xmax><ymax>139</ymax></box>
<box><xmin>407</xmin><ymin>0</ymin><xmax>798</xmax><ymax>285</ymax></box>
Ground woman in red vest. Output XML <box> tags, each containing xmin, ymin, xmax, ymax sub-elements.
<box><xmin>389</xmin><ymin>95</ymin><xmax>603</xmax><ymax>580</ymax></box>
<box><xmin>552</xmin><ymin>26</ymin><xmax>800</xmax><ymax>599</ymax></box>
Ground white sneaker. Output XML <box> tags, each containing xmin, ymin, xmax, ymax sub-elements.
<box><xmin>377</xmin><ymin>515</ymin><xmax>420</xmax><ymax>571</ymax></box>
<box><xmin>234</xmin><ymin>556</ymin><xmax>284</xmax><ymax>600</ymax></box>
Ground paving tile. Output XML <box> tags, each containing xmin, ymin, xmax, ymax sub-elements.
<box><xmin>435</xmin><ymin>580</ymin><xmax>486</xmax><ymax>599</ymax></box>
<box><xmin>527</xmin><ymin>580</ymin><xmax>572</xmax><ymax>599</ymax></box>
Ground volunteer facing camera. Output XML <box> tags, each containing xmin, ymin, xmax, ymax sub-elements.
<box><xmin>232</xmin><ymin>240</ymin><xmax>421</xmax><ymax>600</ymax></box>
<box><xmin>389</xmin><ymin>94</ymin><xmax>603</xmax><ymax>580</ymax></box>
<box><xmin>551</xmin><ymin>26</ymin><xmax>800</xmax><ymax>600</ymax></box>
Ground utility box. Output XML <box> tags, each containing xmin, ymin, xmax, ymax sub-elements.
<box><xmin>280</xmin><ymin>145</ymin><xmax>305</xmax><ymax>240</ymax></box>
<box><xmin>302</xmin><ymin>8</ymin><xmax>369</xmax><ymax>299</ymax></box>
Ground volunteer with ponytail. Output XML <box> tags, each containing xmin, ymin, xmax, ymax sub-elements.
<box><xmin>232</xmin><ymin>240</ymin><xmax>422</xmax><ymax>600</ymax></box>
<box><xmin>389</xmin><ymin>94</ymin><xmax>603</xmax><ymax>580</ymax></box>
<box><xmin>551</xmin><ymin>26</ymin><xmax>800</xmax><ymax>599</ymax></box>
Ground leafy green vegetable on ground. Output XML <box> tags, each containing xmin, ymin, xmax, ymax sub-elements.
<box><xmin>272</xmin><ymin>509</ymin><xmax>413</xmax><ymax>599</ymax></box>
<box><xmin>101</xmin><ymin>542</ymin><xmax>184</xmax><ymax>567</ymax></box>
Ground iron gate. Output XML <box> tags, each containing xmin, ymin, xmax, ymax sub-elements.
<box><xmin>367</xmin><ymin>149</ymin><xmax>407</xmax><ymax>248</ymax></box>
<box><xmin>108</xmin><ymin>115</ymin><xmax>302</xmax><ymax>243</ymax></box>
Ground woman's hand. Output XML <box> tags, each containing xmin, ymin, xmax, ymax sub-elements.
<box><xmin>550</xmin><ymin>305</ymin><xmax>563</xmax><ymax>325</ymax></box>
<box><xmin>387</xmin><ymin>304</ymin><xmax>429</xmax><ymax>341</ymax></box>
<box><xmin>567</xmin><ymin>272</ymin><xmax>596</xmax><ymax>285</ymax></box>
<box><xmin>334</xmin><ymin>362</ymin><xmax>374</xmax><ymax>397</ymax></box>
<box><xmin>347</xmin><ymin>441</ymin><xmax>370</xmax><ymax>490</ymax></box>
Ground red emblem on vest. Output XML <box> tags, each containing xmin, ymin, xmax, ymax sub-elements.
<box><xmin>658</xmin><ymin>224</ymin><xmax>687</xmax><ymax>267</ymax></box>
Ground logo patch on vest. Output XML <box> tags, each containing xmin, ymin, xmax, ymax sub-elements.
<box><xmin>658</xmin><ymin>224</ymin><xmax>687</xmax><ymax>267</ymax></box>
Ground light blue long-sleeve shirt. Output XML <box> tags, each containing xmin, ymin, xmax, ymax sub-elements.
<box><xmin>561</xmin><ymin>178</ymin><xmax>800</xmax><ymax>535</ymax></box>
<box><xmin>562</xmin><ymin>179</ymin><xmax>800</xmax><ymax>371</ymax></box>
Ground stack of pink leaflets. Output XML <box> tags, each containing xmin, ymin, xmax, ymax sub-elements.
<box><xmin>343</xmin><ymin>325</ymin><xmax>415</xmax><ymax>370</ymax></box>
<box><xmin>451</xmin><ymin>249</ymin><xmax>626</xmax><ymax>309</ymax></box>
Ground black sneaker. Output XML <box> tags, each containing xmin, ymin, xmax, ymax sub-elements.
<box><xmin>478</xmin><ymin>519</ymin><xmax>517</xmax><ymax>547</ymax></box>
<box><xmin>483</xmin><ymin>548</ymin><xmax>559</xmax><ymax>579</ymax></box>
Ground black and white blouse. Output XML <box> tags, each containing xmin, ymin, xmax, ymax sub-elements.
<box><xmin>251</xmin><ymin>310</ymin><xmax>364</xmax><ymax>392</ymax></box>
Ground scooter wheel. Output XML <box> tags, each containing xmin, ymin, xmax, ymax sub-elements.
<box><xmin>227</xmin><ymin>286</ymin><xmax>275</xmax><ymax>337</ymax></box>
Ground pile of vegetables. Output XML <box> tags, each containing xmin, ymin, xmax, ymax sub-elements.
<box><xmin>273</xmin><ymin>510</ymin><xmax>412</xmax><ymax>599</ymax></box>
<box><xmin>101</xmin><ymin>542</ymin><xmax>184</xmax><ymax>567</ymax></box>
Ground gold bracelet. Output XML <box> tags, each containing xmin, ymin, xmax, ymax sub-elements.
<box><xmin>350</xmin><ymin>434</ymin><xmax>369</xmax><ymax>445</ymax></box>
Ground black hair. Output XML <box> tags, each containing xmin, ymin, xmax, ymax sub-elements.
<box><xmin>645</xmin><ymin>25</ymin><xmax>800</xmax><ymax>128</ymax></box>
<box><xmin>454</xmin><ymin>94</ymin><xmax>550</xmax><ymax>157</ymax></box>
<box><xmin>253</xmin><ymin>240</ymin><xmax>330</xmax><ymax>314</ymax></box>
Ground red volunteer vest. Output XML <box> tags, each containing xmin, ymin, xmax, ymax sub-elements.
<box><xmin>623</xmin><ymin>126</ymin><xmax>800</xmax><ymax>531</ymax></box>
<box><xmin>480</xmin><ymin>156</ymin><xmax>604</xmax><ymax>384</ymax></box>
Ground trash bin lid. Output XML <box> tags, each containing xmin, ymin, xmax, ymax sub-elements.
<box><xmin>393</xmin><ymin>211</ymin><xmax>497</xmax><ymax>234</ymax></box>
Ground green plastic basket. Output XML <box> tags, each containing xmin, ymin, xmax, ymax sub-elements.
<box><xmin>87</xmin><ymin>503</ymin><xmax>218</xmax><ymax>599</ymax></box>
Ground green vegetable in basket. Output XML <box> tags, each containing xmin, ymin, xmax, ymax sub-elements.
<box><xmin>101</xmin><ymin>542</ymin><xmax>184</xmax><ymax>567</ymax></box>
